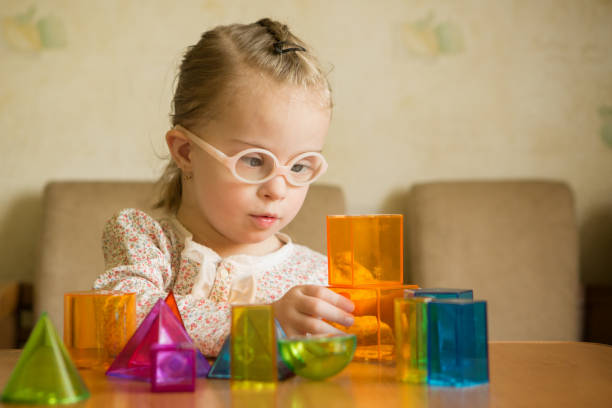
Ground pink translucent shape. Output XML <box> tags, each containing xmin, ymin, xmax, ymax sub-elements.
<box><xmin>151</xmin><ymin>343</ymin><xmax>196</xmax><ymax>392</ymax></box>
<box><xmin>106</xmin><ymin>299</ymin><xmax>194</xmax><ymax>381</ymax></box>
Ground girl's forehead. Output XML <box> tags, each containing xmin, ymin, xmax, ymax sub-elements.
<box><xmin>203</xmin><ymin>78</ymin><xmax>330</xmax><ymax>152</ymax></box>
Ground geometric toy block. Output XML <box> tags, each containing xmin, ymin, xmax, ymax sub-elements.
<box><xmin>164</xmin><ymin>291</ymin><xmax>185</xmax><ymax>327</ymax></box>
<box><xmin>106</xmin><ymin>299</ymin><xmax>194</xmax><ymax>381</ymax></box>
<box><xmin>1</xmin><ymin>312</ymin><xmax>90</xmax><ymax>404</ymax></box>
<box><xmin>394</xmin><ymin>297</ymin><xmax>431</xmax><ymax>383</ymax></box>
<box><xmin>63</xmin><ymin>291</ymin><xmax>136</xmax><ymax>369</ymax></box>
<box><xmin>327</xmin><ymin>215</ymin><xmax>403</xmax><ymax>286</ymax></box>
<box><xmin>151</xmin><ymin>343</ymin><xmax>196</xmax><ymax>392</ymax></box>
<box><xmin>412</xmin><ymin>288</ymin><xmax>473</xmax><ymax>300</ymax></box>
<box><xmin>427</xmin><ymin>299</ymin><xmax>489</xmax><ymax>387</ymax></box>
<box><xmin>230</xmin><ymin>305</ymin><xmax>276</xmax><ymax>383</ymax></box>
<box><xmin>163</xmin><ymin>291</ymin><xmax>210</xmax><ymax>377</ymax></box>
<box><xmin>194</xmin><ymin>350</ymin><xmax>211</xmax><ymax>378</ymax></box>
<box><xmin>277</xmin><ymin>333</ymin><xmax>356</xmax><ymax>380</ymax></box>
<box><xmin>208</xmin><ymin>320</ymin><xmax>292</xmax><ymax>380</ymax></box>
<box><xmin>328</xmin><ymin>285</ymin><xmax>417</xmax><ymax>361</ymax></box>
<box><xmin>208</xmin><ymin>335</ymin><xmax>231</xmax><ymax>379</ymax></box>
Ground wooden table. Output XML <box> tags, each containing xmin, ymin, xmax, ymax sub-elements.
<box><xmin>1</xmin><ymin>342</ymin><xmax>611</xmax><ymax>407</ymax></box>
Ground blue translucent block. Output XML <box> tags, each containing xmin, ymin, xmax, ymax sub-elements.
<box><xmin>413</xmin><ymin>288</ymin><xmax>473</xmax><ymax>300</ymax></box>
<box><xmin>208</xmin><ymin>320</ymin><xmax>293</xmax><ymax>380</ymax></box>
<box><xmin>208</xmin><ymin>336</ymin><xmax>231</xmax><ymax>379</ymax></box>
<box><xmin>427</xmin><ymin>299</ymin><xmax>489</xmax><ymax>387</ymax></box>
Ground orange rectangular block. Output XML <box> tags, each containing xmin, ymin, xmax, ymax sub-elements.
<box><xmin>329</xmin><ymin>285</ymin><xmax>417</xmax><ymax>361</ymax></box>
<box><xmin>327</xmin><ymin>215</ymin><xmax>403</xmax><ymax>286</ymax></box>
<box><xmin>64</xmin><ymin>291</ymin><xmax>136</xmax><ymax>369</ymax></box>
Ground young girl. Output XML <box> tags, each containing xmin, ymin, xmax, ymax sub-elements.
<box><xmin>93</xmin><ymin>18</ymin><xmax>354</xmax><ymax>356</ymax></box>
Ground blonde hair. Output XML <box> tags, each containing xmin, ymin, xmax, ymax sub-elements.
<box><xmin>155</xmin><ymin>18</ymin><xmax>332</xmax><ymax>213</ymax></box>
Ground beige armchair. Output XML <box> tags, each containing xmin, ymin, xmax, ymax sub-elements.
<box><xmin>35</xmin><ymin>181</ymin><xmax>345</xmax><ymax>329</ymax></box>
<box><xmin>406</xmin><ymin>180</ymin><xmax>581</xmax><ymax>341</ymax></box>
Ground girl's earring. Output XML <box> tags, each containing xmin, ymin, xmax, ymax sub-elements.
<box><xmin>183</xmin><ymin>172</ymin><xmax>193</xmax><ymax>181</ymax></box>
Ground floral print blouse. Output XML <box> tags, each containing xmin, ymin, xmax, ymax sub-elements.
<box><xmin>93</xmin><ymin>208</ymin><xmax>327</xmax><ymax>356</ymax></box>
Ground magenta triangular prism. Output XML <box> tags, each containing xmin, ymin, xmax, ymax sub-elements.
<box><xmin>106</xmin><ymin>299</ymin><xmax>193</xmax><ymax>381</ymax></box>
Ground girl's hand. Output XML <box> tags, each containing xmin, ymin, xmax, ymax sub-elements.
<box><xmin>273</xmin><ymin>285</ymin><xmax>355</xmax><ymax>337</ymax></box>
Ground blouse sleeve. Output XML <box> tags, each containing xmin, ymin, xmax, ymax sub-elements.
<box><xmin>93</xmin><ymin>209</ymin><xmax>230</xmax><ymax>356</ymax></box>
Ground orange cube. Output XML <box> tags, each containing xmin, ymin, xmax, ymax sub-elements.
<box><xmin>329</xmin><ymin>285</ymin><xmax>417</xmax><ymax>361</ymax></box>
<box><xmin>327</xmin><ymin>215</ymin><xmax>403</xmax><ymax>286</ymax></box>
<box><xmin>64</xmin><ymin>291</ymin><xmax>136</xmax><ymax>369</ymax></box>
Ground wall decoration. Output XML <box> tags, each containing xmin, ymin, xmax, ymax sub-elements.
<box><xmin>1</xmin><ymin>5</ymin><xmax>66</xmax><ymax>52</ymax></box>
<box><xmin>400</xmin><ymin>11</ymin><xmax>465</xmax><ymax>57</ymax></box>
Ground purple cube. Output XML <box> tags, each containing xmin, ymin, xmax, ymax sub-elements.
<box><xmin>150</xmin><ymin>343</ymin><xmax>196</xmax><ymax>392</ymax></box>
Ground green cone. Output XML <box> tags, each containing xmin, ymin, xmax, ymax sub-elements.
<box><xmin>1</xmin><ymin>312</ymin><xmax>90</xmax><ymax>404</ymax></box>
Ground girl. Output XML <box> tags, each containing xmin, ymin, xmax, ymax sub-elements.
<box><xmin>93</xmin><ymin>18</ymin><xmax>354</xmax><ymax>356</ymax></box>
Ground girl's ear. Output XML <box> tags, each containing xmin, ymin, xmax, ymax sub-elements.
<box><xmin>165</xmin><ymin>128</ymin><xmax>193</xmax><ymax>172</ymax></box>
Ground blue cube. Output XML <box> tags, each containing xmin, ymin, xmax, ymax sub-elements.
<box><xmin>413</xmin><ymin>288</ymin><xmax>474</xmax><ymax>299</ymax></box>
<box><xmin>427</xmin><ymin>299</ymin><xmax>489</xmax><ymax>387</ymax></box>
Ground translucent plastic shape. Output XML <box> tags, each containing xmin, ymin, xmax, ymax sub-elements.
<box><xmin>231</xmin><ymin>305</ymin><xmax>276</xmax><ymax>383</ymax></box>
<box><xmin>106</xmin><ymin>299</ymin><xmax>209</xmax><ymax>380</ymax></box>
<box><xmin>412</xmin><ymin>288</ymin><xmax>473</xmax><ymax>300</ymax></box>
<box><xmin>208</xmin><ymin>335</ymin><xmax>231</xmax><ymax>379</ymax></box>
<box><xmin>63</xmin><ymin>291</ymin><xmax>136</xmax><ymax>369</ymax></box>
<box><xmin>1</xmin><ymin>313</ymin><xmax>90</xmax><ymax>405</ymax></box>
<box><xmin>327</xmin><ymin>215</ymin><xmax>403</xmax><ymax>286</ymax></box>
<box><xmin>209</xmin><ymin>320</ymin><xmax>293</xmax><ymax>380</ymax></box>
<box><xmin>394</xmin><ymin>297</ymin><xmax>431</xmax><ymax>383</ymax></box>
<box><xmin>164</xmin><ymin>291</ymin><xmax>185</xmax><ymax>327</ymax></box>
<box><xmin>163</xmin><ymin>291</ymin><xmax>210</xmax><ymax>377</ymax></box>
<box><xmin>329</xmin><ymin>285</ymin><xmax>417</xmax><ymax>361</ymax></box>
<box><xmin>278</xmin><ymin>333</ymin><xmax>356</xmax><ymax>380</ymax></box>
<box><xmin>151</xmin><ymin>343</ymin><xmax>196</xmax><ymax>392</ymax></box>
<box><xmin>427</xmin><ymin>299</ymin><xmax>489</xmax><ymax>387</ymax></box>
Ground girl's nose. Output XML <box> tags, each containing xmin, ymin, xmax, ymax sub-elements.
<box><xmin>257</xmin><ymin>174</ymin><xmax>289</xmax><ymax>201</ymax></box>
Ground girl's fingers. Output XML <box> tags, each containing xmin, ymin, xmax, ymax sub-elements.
<box><xmin>295</xmin><ymin>291</ymin><xmax>354</xmax><ymax>327</ymax></box>
<box><xmin>301</xmin><ymin>285</ymin><xmax>355</xmax><ymax>313</ymax></box>
<box><xmin>290</xmin><ymin>313</ymin><xmax>346</xmax><ymax>335</ymax></box>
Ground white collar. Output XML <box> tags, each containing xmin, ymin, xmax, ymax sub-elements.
<box><xmin>166</xmin><ymin>215</ymin><xmax>294</xmax><ymax>269</ymax></box>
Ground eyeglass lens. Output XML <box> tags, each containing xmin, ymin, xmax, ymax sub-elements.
<box><xmin>235</xmin><ymin>151</ymin><xmax>324</xmax><ymax>183</ymax></box>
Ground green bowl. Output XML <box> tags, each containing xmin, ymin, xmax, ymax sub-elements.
<box><xmin>278</xmin><ymin>333</ymin><xmax>357</xmax><ymax>380</ymax></box>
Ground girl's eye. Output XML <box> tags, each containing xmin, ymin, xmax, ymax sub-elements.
<box><xmin>240</xmin><ymin>155</ymin><xmax>264</xmax><ymax>167</ymax></box>
<box><xmin>291</xmin><ymin>163</ymin><xmax>313</xmax><ymax>173</ymax></box>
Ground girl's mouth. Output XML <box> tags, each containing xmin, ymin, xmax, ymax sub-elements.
<box><xmin>250</xmin><ymin>214</ymin><xmax>279</xmax><ymax>228</ymax></box>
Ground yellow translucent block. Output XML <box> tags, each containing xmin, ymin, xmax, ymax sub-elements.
<box><xmin>231</xmin><ymin>305</ymin><xmax>276</xmax><ymax>383</ymax></box>
<box><xmin>63</xmin><ymin>291</ymin><xmax>136</xmax><ymax>369</ymax></box>
<box><xmin>327</xmin><ymin>215</ymin><xmax>404</xmax><ymax>286</ymax></box>
<box><xmin>394</xmin><ymin>297</ymin><xmax>431</xmax><ymax>383</ymax></box>
<box><xmin>329</xmin><ymin>285</ymin><xmax>418</xmax><ymax>362</ymax></box>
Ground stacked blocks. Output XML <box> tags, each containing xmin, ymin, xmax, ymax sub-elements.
<box><xmin>427</xmin><ymin>299</ymin><xmax>489</xmax><ymax>386</ymax></box>
<box><xmin>63</xmin><ymin>291</ymin><xmax>136</xmax><ymax>369</ymax></box>
<box><xmin>106</xmin><ymin>298</ymin><xmax>210</xmax><ymax>389</ymax></box>
<box><xmin>327</xmin><ymin>215</ymin><xmax>418</xmax><ymax>361</ymax></box>
<box><xmin>230</xmin><ymin>305</ymin><xmax>277</xmax><ymax>383</ymax></box>
<box><xmin>1</xmin><ymin>313</ymin><xmax>90</xmax><ymax>404</ymax></box>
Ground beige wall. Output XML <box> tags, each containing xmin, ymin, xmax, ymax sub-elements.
<box><xmin>1</xmin><ymin>0</ymin><xmax>611</xmax><ymax>285</ymax></box>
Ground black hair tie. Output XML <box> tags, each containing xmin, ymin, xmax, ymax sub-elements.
<box><xmin>273</xmin><ymin>41</ymin><xmax>307</xmax><ymax>54</ymax></box>
<box><xmin>257</xmin><ymin>20</ymin><xmax>307</xmax><ymax>54</ymax></box>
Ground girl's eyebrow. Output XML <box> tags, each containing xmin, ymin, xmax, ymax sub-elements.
<box><xmin>228</xmin><ymin>138</ymin><xmax>323</xmax><ymax>153</ymax></box>
<box><xmin>228</xmin><ymin>138</ymin><xmax>267</xmax><ymax>149</ymax></box>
